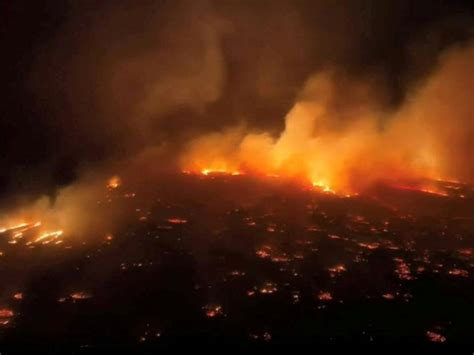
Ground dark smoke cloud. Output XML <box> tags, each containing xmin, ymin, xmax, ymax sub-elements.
<box><xmin>1</xmin><ymin>0</ymin><xmax>473</xmax><ymax>204</ymax></box>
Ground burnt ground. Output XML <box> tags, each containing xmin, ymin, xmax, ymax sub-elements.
<box><xmin>0</xmin><ymin>173</ymin><xmax>474</xmax><ymax>350</ymax></box>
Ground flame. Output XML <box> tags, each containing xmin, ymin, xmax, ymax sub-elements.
<box><xmin>0</xmin><ymin>219</ymin><xmax>65</xmax><ymax>246</ymax></box>
<box><xmin>312</xmin><ymin>180</ymin><xmax>334</xmax><ymax>193</ymax></box>
<box><xmin>33</xmin><ymin>230</ymin><xmax>63</xmax><ymax>244</ymax></box>
<box><xmin>200</xmin><ymin>168</ymin><xmax>242</xmax><ymax>176</ymax></box>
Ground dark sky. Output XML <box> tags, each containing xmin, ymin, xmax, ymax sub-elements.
<box><xmin>1</xmin><ymin>0</ymin><xmax>473</xmax><ymax>201</ymax></box>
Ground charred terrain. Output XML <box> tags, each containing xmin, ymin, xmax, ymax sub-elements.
<box><xmin>1</xmin><ymin>172</ymin><xmax>474</xmax><ymax>347</ymax></box>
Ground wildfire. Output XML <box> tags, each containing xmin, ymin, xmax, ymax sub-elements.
<box><xmin>32</xmin><ymin>230</ymin><xmax>63</xmax><ymax>244</ymax></box>
<box><xmin>178</xmin><ymin>64</ymin><xmax>473</xmax><ymax>198</ymax></box>
<box><xmin>394</xmin><ymin>258</ymin><xmax>413</xmax><ymax>281</ymax></box>
<box><xmin>181</xmin><ymin>161</ymin><xmax>463</xmax><ymax>198</ymax></box>
<box><xmin>0</xmin><ymin>220</ymin><xmax>65</xmax><ymax>246</ymax></box>
<box><xmin>0</xmin><ymin>221</ymin><xmax>41</xmax><ymax>234</ymax></box>
<box><xmin>358</xmin><ymin>242</ymin><xmax>380</xmax><ymax>250</ymax></box>
<box><xmin>312</xmin><ymin>180</ymin><xmax>334</xmax><ymax>193</ymax></box>
<box><xmin>200</xmin><ymin>168</ymin><xmax>242</xmax><ymax>176</ymax></box>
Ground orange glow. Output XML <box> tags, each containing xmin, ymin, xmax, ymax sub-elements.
<box><xmin>203</xmin><ymin>304</ymin><xmax>223</xmax><ymax>318</ymax></box>
<box><xmin>312</xmin><ymin>180</ymin><xmax>334</xmax><ymax>193</ymax></box>
<box><xmin>358</xmin><ymin>242</ymin><xmax>380</xmax><ymax>250</ymax></box>
<box><xmin>448</xmin><ymin>268</ymin><xmax>469</xmax><ymax>277</ymax></box>
<box><xmin>200</xmin><ymin>168</ymin><xmax>242</xmax><ymax>176</ymax></box>
<box><xmin>328</xmin><ymin>264</ymin><xmax>346</xmax><ymax>275</ymax></box>
<box><xmin>107</xmin><ymin>176</ymin><xmax>121</xmax><ymax>189</ymax></box>
<box><xmin>318</xmin><ymin>292</ymin><xmax>333</xmax><ymax>301</ymax></box>
<box><xmin>34</xmin><ymin>230</ymin><xmax>63</xmax><ymax>244</ymax></box>
<box><xmin>0</xmin><ymin>219</ymin><xmax>66</xmax><ymax>246</ymax></box>
<box><xmin>70</xmin><ymin>292</ymin><xmax>92</xmax><ymax>300</ymax></box>
<box><xmin>259</xmin><ymin>282</ymin><xmax>278</xmax><ymax>294</ymax></box>
<box><xmin>0</xmin><ymin>309</ymin><xmax>14</xmax><ymax>318</ymax></box>
<box><xmin>179</xmin><ymin>53</ymin><xmax>474</xmax><ymax>196</ymax></box>
<box><xmin>166</xmin><ymin>218</ymin><xmax>188</xmax><ymax>224</ymax></box>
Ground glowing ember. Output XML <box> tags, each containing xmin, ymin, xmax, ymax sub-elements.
<box><xmin>166</xmin><ymin>218</ymin><xmax>188</xmax><ymax>224</ymax></box>
<box><xmin>107</xmin><ymin>176</ymin><xmax>121</xmax><ymax>189</ymax></box>
<box><xmin>318</xmin><ymin>292</ymin><xmax>333</xmax><ymax>301</ymax></box>
<box><xmin>458</xmin><ymin>249</ymin><xmax>473</xmax><ymax>257</ymax></box>
<box><xmin>426</xmin><ymin>331</ymin><xmax>446</xmax><ymax>343</ymax></box>
<box><xmin>358</xmin><ymin>242</ymin><xmax>380</xmax><ymax>250</ymax></box>
<box><xmin>271</xmin><ymin>255</ymin><xmax>290</xmax><ymax>263</ymax></box>
<box><xmin>13</xmin><ymin>293</ymin><xmax>23</xmax><ymax>300</ymax></box>
<box><xmin>382</xmin><ymin>293</ymin><xmax>395</xmax><ymax>300</ymax></box>
<box><xmin>203</xmin><ymin>304</ymin><xmax>223</xmax><ymax>318</ymax></box>
<box><xmin>229</xmin><ymin>270</ymin><xmax>246</xmax><ymax>276</ymax></box>
<box><xmin>0</xmin><ymin>309</ymin><xmax>14</xmax><ymax>318</ymax></box>
<box><xmin>328</xmin><ymin>264</ymin><xmax>346</xmax><ymax>277</ymax></box>
<box><xmin>256</xmin><ymin>246</ymin><xmax>272</xmax><ymax>259</ymax></box>
<box><xmin>70</xmin><ymin>292</ymin><xmax>92</xmax><ymax>300</ymax></box>
<box><xmin>0</xmin><ymin>221</ymin><xmax>41</xmax><ymax>235</ymax></box>
<box><xmin>259</xmin><ymin>282</ymin><xmax>278</xmax><ymax>294</ymax></box>
<box><xmin>448</xmin><ymin>268</ymin><xmax>469</xmax><ymax>277</ymax></box>
<box><xmin>292</xmin><ymin>291</ymin><xmax>301</xmax><ymax>304</ymax></box>
<box><xmin>394</xmin><ymin>258</ymin><xmax>413</xmax><ymax>281</ymax></box>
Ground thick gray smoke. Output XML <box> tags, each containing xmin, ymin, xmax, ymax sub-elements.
<box><xmin>0</xmin><ymin>0</ymin><xmax>473</xmax><ymax>209</ymax></box>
